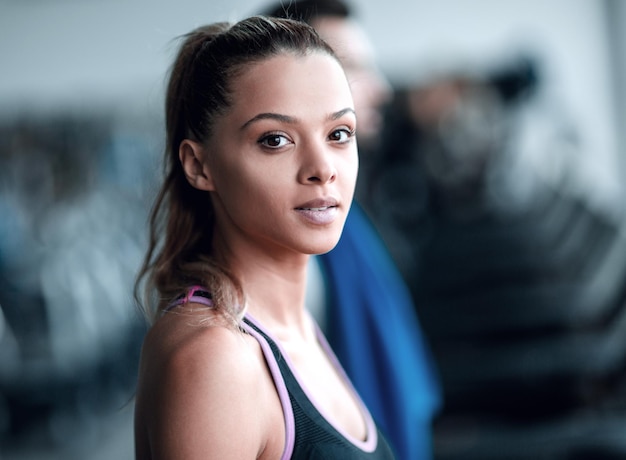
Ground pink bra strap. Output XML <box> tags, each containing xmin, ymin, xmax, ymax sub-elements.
<box><xmin>164</xmin><ymin>285</ymin><xmax>213</xmax><ymax>313</ymax></box>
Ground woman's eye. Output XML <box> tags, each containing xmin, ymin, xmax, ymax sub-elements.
<box><xmin>329</xmin><ymin>128</ymin><xmax>355</xmax><ymax>143</ymax></box>
<box><xmin>258</xmin><ymin>133</ymin><xmax>290</xmax><ymax>149</ymax></box>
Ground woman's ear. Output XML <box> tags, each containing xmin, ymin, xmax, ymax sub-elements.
<box><xmin>179</xmin><ymin>139</ymin><xmax>215</xmax><ymax>191</ymax></box>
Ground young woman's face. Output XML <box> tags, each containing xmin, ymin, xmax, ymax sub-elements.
<box><xmin>204</xmin><ymin>52</ymin><xmax>358</xmax><ymax>258</ymax></box>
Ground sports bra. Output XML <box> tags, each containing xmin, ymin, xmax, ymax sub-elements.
<box><xmin>168</xmin><ymin>287</ymin><xmax>396</xmax><ymax>459</ymax></box>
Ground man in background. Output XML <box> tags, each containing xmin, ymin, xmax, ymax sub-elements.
<box><xmin>263</xmin><ymin>2</ymin><xmax>442</xmax><ymax>459</ymax></box>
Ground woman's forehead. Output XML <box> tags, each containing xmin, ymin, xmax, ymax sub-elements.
<box><xmin>225</xmin><ymin>52</ymin><xmax>354</xmax><ymax>122</ymax></box>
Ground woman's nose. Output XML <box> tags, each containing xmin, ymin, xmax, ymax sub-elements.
<box><xmin>298</xmin><ymin>143</ymin><xmax>337</xmax><ymax>184</ymax></box>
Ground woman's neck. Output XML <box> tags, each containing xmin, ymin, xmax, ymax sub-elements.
<box><xmin>241</xmin><ymin>255</ymin><xmax>313</xmax><ymax>339</ymax></box>
<box><xmin>210</xmin><ymin>212</ymin><xmax>322</xmax><ymax>335</ymax></box>
<box><xmin>212</xmin><ymin>233</ymin><xmax>311</xmax><ymax>334</ymax></box>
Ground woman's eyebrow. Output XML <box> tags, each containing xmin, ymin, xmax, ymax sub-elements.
<box><xmin>241</xmin><ymin>113</ymin><xmax>297</xmax><ymax>130</ymax></box>
<box><xmin>330</xmin><ymin>108</ymin><xmax>356</xmax><ymax>120</ymax></box>
<box><xmin>241</xmin><ymin>107</ymin><xmax>355</xmax><ymax>131</ymax></box>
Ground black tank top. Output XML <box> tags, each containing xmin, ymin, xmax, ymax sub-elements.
<box><xmin>242</xmin><ymin>315</ymin><xmax>396</xmax><ymax>460</ymax></box>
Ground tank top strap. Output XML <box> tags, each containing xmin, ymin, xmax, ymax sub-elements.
<box><xmin>240</xmin><ymin>316</ymin><xmax>296</xmax><ymax>460</ymax></box>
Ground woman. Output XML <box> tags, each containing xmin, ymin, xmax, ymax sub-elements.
<box><xmin>133</xmin><ymin>16</ymin><xmax>395</xmax><ymax>459</ymax></box>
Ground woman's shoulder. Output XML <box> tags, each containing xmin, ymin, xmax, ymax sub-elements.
<box><xmin>141</xmin><ymin>305</ymin><xmax>257</xmax><ymax>390</ymax></box>
<box><xmin>135</xmin><ymin>306</ymin><xmax>276</xmax><ymax>459</ymax></box>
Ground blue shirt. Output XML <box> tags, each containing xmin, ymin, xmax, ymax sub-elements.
<box><xmin>319</xmin><ymin>203</ymin><xmax>442</xmax><ymax>460</ymax></box>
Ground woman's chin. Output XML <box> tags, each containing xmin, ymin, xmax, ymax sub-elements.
<box><xmin>304</xmin><ymin>237</ymin><xmax>342</xmax><ymax>256</ymax></box>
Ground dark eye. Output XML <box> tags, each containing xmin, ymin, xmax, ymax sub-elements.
<box><xmin>258</xmin><ymin>133</ymin><xmax>291</xmax><ymax>149</ymax></box>
<box><xmin>329</xmin><ymin>128</ymin><xmax>354</xmax><ymax>143</ymax></box>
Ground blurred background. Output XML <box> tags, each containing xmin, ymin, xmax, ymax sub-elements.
<box><xmin>1</xmin><ymin>0</ymin><xmax>626</xmax><ymax>459</ymax></box>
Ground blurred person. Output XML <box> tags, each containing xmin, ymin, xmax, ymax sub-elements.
<box><xmin>263</xmin><ymin>1</ymin><xmax>442</xmax><ymax>459</ymax></box>
<box><xmin>133</xmin><ymin>16</ymin><xmax>397</xmax><ymax>459</ymax></box>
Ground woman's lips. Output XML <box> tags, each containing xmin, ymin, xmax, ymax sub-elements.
<box><xmin>295</xmin><ymin>206</ymin><xmax>339</xmax><ymax>225</ymax></box>
<box><xmin>295</xmin><ymin>198</ymin><xmax>339</xmax><ymax>225</ymax></box>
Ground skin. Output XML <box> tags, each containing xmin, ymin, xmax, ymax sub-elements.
<box><xmin>311</xmin><ymin>17</ymin><xmax>392</xmax><ymax>149</ymax></box>
<box><xmin>135</xmin><ymin>52</ymin><xmax>365</xmax><ymax>460</ymax></box>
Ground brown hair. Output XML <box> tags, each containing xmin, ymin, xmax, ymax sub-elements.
<box><xmin>135</xmin><ymin>16</ymin><xmax>337</xmax><ymax>325</ymax></box>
